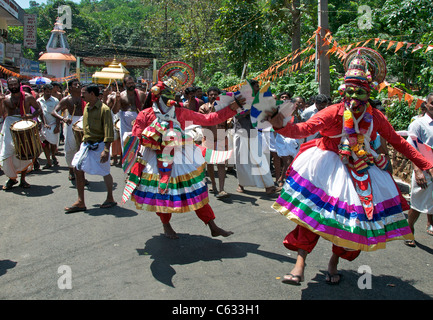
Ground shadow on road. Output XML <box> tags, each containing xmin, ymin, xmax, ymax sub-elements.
<box><xmin>299</xmin><ymin>270</ymin><xmax>432</xmax><ymax>300</ymax></box>
<box><xmin>0</xmin><ymin>260</ymin><xmax>17</xmax><ymax>277</ymax></box>
<box><xmin>215</xmin><ymin>192</ymin><xmax>260</xmax><ymax>206</ymax></box>
<box><xmin>84</xmin><ymin>204</ymin><xmax>138</xmax><ymax>218</ymax></box>
<box><xmin>3</xmin><ymin>184</ymin><xmax>60</xmax><ymax>197</ymax></box>
<box><xmin>137</xmin><ymin>234</ymin><xmax>296</xmax><ymax>287</ymax></box>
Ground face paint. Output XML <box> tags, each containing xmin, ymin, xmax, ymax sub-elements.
<box><xmin>160</xmin><ymin>87</ymin><xmax>175</xmax><ymax>101</ymax></box>
<box><xmin>345</xmin><ymin>86</ymin><xmax>369</xmax><ymax>114</ymax></box>
<box><xmin>345</xmin><ymin>87</ymin><xmax>368</xmax><ymax>101</ymax></box>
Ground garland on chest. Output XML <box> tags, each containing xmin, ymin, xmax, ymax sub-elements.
<box><xmin>338</xmin><ymin>101</ymin><xmax>388</xmax><ymax>173</ymax></box>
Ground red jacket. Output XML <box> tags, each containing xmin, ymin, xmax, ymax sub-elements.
<box><xmin>276</xmin><ymin>102</ymin><xmax>433</xmax><ymax>171</ymax></box>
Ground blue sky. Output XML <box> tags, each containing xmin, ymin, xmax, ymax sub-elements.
<box><xmin>15</xmin><ymin>0</ymin><xmax>81</xmax><ymax>9</ymax></box>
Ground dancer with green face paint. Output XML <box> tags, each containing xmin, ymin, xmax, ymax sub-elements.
<box><xmin>266</xmin><ymin>48</ymin><xmax>433</xmax><ymax>285</ymax></box>
<box><xmin>121</xmin><ymin>62</ymin><xmax>245</xmax><ymax>239</ymax></box>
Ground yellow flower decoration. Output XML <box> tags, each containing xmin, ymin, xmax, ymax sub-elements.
<box><xmin>357</xmin><ymin>149</ymin><xmax>366</xmax><ymax>156</ymax></box>
<box><xmin>344</xmin><ymin>110</ymin><xmax>352</xmax><ymax>120</ymax></box>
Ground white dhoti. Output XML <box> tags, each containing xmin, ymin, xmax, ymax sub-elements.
<box><xmin>72</xmin><ymin>141</ymin><xmax>110</xmax><ymax>176</ymax></box>
<box><xmin>40</xmin><ymin>121</ymin><xmax>60</xmax><ymax>145</ymax></box>
<box><xmin>234</xmin><ymin>128</ymin><xmax>274</xmax><ymax>188</ymax></box>
<box><xmin>406</xmin><ymin>131</ymin><xmax>433</xmax><ymax>214</ymax></box>
<box><xmin>119</xmin><ymin>110</ymin><xmax>137</xmax><ymax>146</ymax></box>
<box><xmin>410</xmin><ymin>171</ymin><xmax>433</xmax><ymax>214</ymax></box>
<box><xmin>275</xmin><ymin>133</ymin><xmax>299</xmax><ymax>157</ymax></box>
<box><xmin>64</xmin><ymin>115</ymin><xmax>82</xmax><ymax>167</ymax></box>
<box><xmin>0</xmin><ymin>116</ymin><xmax>33</xmax><ymax>178</ymax></box>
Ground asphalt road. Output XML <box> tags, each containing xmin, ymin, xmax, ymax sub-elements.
<box><xmin>0</xmin><ymin>142</ymin><xmax>432</xmax><ymax>304</ymax></box>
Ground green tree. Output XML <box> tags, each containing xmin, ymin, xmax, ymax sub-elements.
<box><xmin>214</xmin><ymin>0</ymin><xmax>277</xmax><ymax>77</ymax></box>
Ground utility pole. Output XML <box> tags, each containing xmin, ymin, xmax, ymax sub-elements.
<box><xmin>317</xmin><ymin>0</ymin><xmax>330</xmax><ymax>96</ymax></box>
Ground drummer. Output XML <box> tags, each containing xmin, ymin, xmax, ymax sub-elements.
<box><xmin>109</xmin><ymin>75</ymin><xmax>147</xmax><ymax>147</ymax></box>
<box><xmin>52</xmin><ymin>78</ymin><xmax>85</xmax><ymax>181</ymax></box>
<box><xmin>0</xmin><ymin>76</ymin><xmax>42</xmax><ymax>190</ymax></box>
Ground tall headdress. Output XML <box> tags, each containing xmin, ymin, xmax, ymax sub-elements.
<box><xmin>343</xmin><ymin>47</ymin><xmax>386</xmax><ymax>92</ymax></box>
<box><xmin>150</xmin><ymin>61</ymin><xmax>195</xmax><ymax>99</ymax></box>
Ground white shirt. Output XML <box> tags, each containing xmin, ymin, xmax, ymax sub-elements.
<box><xmin>300</xmin><ymin>103</ymin><xmax>319</xmax><ymax>142</ymax></box>
<box><xmin>408</xmin><ymin>113</ymin><xmax>433</xmax><ymax>148</ymax></box>
<box><xmin>38</xmin><ymin>95</ymin><xmax>59</xmax><ymax>124</ymax></box>
<box><xmin>301</xmin><ymin>104</ymin><xmax>318</xmax><ymax>121</ymax></box>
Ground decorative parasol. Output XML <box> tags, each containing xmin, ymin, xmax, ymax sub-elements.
<box><xmin>344</xmin><ymin>47</ymin><xmax>387</xmax><ymax>84</ymax></box>
<box><xmin>29</xmin><ymin>76</ymin><xmax>52</xmax><ymax>85</ymax></box>
<box><xmin>92</xmin><ymin>58</ymin><xmax>130</xmax><ymax>85</ymax></box>
<box><xmin>158</xmin><ymin>61</ymin><xmax>195</xmax><ymax>91</ymax></box>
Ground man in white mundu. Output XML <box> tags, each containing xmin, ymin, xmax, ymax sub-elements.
<box><xmin>0</xmin><ymin>77</ymin><xmax>42</xmax><ymax>190</ymax></box>
<box><xmin>52</xmin><ymin>79</ymin><xmax>85</xmax><ymax>181</ymax></box>
<box><xmin>39</xmin><ymin>83</ymin><xmax>60</xmax><ymax>169</ymax></box>
<box><xmin>110</xmin><ymin>76</ymin><xmax>147</xmax><ymax>147</ymax></box>
<box><xmin>405</xmin><ymin>93</ymin><xmax>433</xmax><ymax>246</ymax></box>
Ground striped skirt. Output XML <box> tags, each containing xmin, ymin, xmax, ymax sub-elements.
<box><xmin>126</xmin><ymin>144</ymin><xmax>209</xmax><ymax>213</ymax></box>
<box><xmin>272</xmin><ymin>146</ymin><xmax>414</xmax><ymax>252</ymax></box>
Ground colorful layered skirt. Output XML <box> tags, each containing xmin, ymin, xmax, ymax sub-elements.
<box><xmin>124</xmin><ymin>144</ymin><xmax>209</xmax><ymax>213</ymax></box>
<box><xmin>272</xmin><ymin>146</ymin><xmax>414</xmax><ymax>252</ymax></box>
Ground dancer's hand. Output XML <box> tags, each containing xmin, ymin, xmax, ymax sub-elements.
<box><xmin>265</xmin><ymin>108</ymin><xmax>285</xmax><ymax>130</ymax></box>
<box><xmin>417</xmin><ymin>168</ymin><xmax>429</xmax><ymax>189</ymax></box>
<box><xmin>229</xmin><ymin>96</ymin><xmax>246</xmax><ymax>111</ymax></box>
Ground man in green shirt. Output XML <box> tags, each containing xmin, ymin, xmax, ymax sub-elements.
<box><xmin>65</xmin><ymin>84</ymin><xmax>116</xmax><ymax>213</ymax></box>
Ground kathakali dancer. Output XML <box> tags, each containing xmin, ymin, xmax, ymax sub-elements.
<box><xmin>267</xmin><ymin>48</ymin><xmax>433</xmax><ymax>285</ymax></box>
<box><xmin>121</xmin><ymin>61</ymin><xmax>245</xmax><ymax>239</ymax></box>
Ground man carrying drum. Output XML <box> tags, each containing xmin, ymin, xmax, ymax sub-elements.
<box><xmin>52</xmin><ymin>78</ymin><xmax>85</xmax><ymax>181</ymax></box>
<box><xmin>0</xmin><ymin>77</ymin><xmax>42</xmax><ymax>190</ymax></box>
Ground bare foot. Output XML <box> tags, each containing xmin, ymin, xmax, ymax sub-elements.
<box><xmin>162</xmin><ymin>223</ymin><xmax>179</xmax><ymax>239</ymax></box>
<box><xmin>326</xmin><ymin>253</ymin><xmax>341</xmax><ymax>284</ymax></box>
<box><xmin>208</xmin><ymin>220</ymin><xmax>233</xmax><ymax>237</ymax></box>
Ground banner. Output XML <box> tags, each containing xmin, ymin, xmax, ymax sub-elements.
<box><xmin>20</xmin><ymin>57</ymin><xmax>40</xmax><ymax>76</ymax></box>
<box><xmin>23</xmin><ymin>14</ymin><xmax>37</xmax><ymax>49</ymax></box>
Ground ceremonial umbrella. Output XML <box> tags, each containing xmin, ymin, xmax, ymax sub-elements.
<box><xmin>92</xmin><ymin>58</ymin><xmax>130</xmax><ymax>85</ymax></box>
<box><xmin>29</xmin><ymin>76</ymin><xmax>52</xmax><ymax>85</ymax></box>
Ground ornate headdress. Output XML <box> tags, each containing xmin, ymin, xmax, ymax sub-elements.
<box><xmin>150</xmin><ymin>61</ymin><xmax>195</xmax><ymax>103</ymax></box>
<box><xmin>343</xmin><ymin>47</ymin><xmax>386</xmax><ymax>92</ymax></box>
